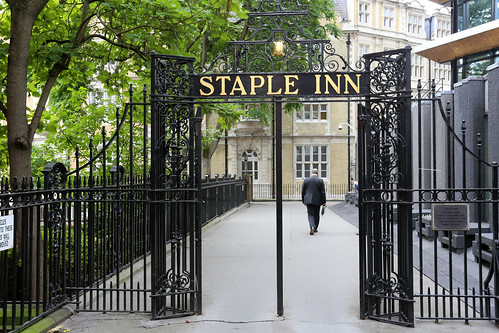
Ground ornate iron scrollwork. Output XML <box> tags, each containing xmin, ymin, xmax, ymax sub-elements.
<box><xmin>200</xmin><ymin>0</ymin><xmax>365</xmax><ymax>75</ymax></box>
<box><xmin>363</xmin><ymin>49</ymin><xmax>411</xmax><ymax>187</ymax></box>
<box><xmin>157</xmin><ymin>269</ymin><xmax>191</xmax><ymax>295</ymax></box>
<box><xmin>368</xmin><ymin>273</ymin><xmax>409</xmax><ymax>299</ymax></box>
<box><xmin>42</xmin><ymin>162</ymin><xmax>69</xmax><ymax>308</ymax></box>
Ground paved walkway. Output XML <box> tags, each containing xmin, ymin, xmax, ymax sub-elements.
<box><xmin>58</xmin><ymin>201</ymin><xmax>498</xmax><ymax>332</ymax></box>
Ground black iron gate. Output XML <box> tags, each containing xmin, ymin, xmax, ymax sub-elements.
<box><xmin>149</xmin><ymin>54</ymin><xmax>202</xmax><ymax>319</ymax></box>
<box><xmin>358</xmin><ymin>47</ymin><xmax>415</xmax><ymax>326</ymax></box>
<box><xmin>358</xmin><ymin>47</ymin><xmax>499</xmax><ymax>327</ymax></box>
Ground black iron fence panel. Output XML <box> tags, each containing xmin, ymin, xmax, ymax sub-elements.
<box><xmin>252</xmin><ymin>183</ymin><xmax>348</xmax><ymax>200</ymax></box>
<box><xmin>0</xmin><ymin>171</ymin><xmax>246</xmax><ymax>332</ymax></box>
<box><xmin>408</xmin><ymin>81</ymin><xmax>499</xmax><ymax>324</ymax></box>
<box><xmin>0</xmin><ymin>77</ymin><xmax>247</xmax><ymax>331</ymax></box>
<box><xmin>201</xmin><ymin>177</ymin><xmax>247</xmax><ymax>225</ymax></box>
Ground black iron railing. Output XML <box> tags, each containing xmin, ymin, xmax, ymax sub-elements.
<box><xmin>252</xmin><ymin>183</ymin><xmax>348</xmax><ymax>200</ymax></box>
<box><xmin>201</xmin><ymin>176</ymin><xmax>248</xmax><ymax>225</ymax></box>
<box><xmin>0</xmin><ymin>172</ymin><xmax>246</xmax><ymax>332</ymax></box>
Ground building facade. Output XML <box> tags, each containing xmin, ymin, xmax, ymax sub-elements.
<box><xmin>207</xmin><ymin>0</ymin><xmax>451</xmax><ymax>199</ymax></box>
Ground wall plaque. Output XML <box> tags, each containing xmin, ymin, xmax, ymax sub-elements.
<box><xmin>431</xmin><ymin>203</ymin><xmax>469</xmax><ymax>231</ymax></box>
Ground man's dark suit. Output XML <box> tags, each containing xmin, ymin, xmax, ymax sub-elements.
<box><xmin>301</xmin><ymin>174</ymin><xmax>326</xmax><ymax>232</ymax></box>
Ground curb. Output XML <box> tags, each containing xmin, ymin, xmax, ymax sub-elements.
<box><xmin>19</xmin><ymin>305</ymin><xmax>75</xmax><ymax>333</ymax></box>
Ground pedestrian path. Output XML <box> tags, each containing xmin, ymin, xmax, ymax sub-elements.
<box><xmin>58</xmin><ymin>201</ymin><xmax>498</xmax><ymax>332</ymax></box>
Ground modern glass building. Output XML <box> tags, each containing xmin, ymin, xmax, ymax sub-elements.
<box><xmin>416</xmin><ymin>0</ymin><xmax>499</xmax><ymax>84</ymax></box>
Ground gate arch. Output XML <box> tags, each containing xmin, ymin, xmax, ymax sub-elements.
<box><xmin>149</xmin><ymin>0</ymin><xmax>414</xmax><ymax>326</ymax></box>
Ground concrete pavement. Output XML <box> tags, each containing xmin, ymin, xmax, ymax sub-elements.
<box><xmin>57</xmin><ymin>201</ymin><xmax>499</xmax><ymax>332</ymax></box>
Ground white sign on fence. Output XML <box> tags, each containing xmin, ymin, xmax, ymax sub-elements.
<box><xmin>0</xmin><ymin>215</ymin><xmax>14</xmax><ymax>251</ymax></box>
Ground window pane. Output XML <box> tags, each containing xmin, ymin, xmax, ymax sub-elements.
<box><xmin>254</xmin><ymin>172</ymin><xmax>258</xmax><ymax>180</ymax></box>
<box><xmin>304</xmin><ymin>146</ymin><xmax>310</xmax><ymax>161</ymax></box>
<box><xmin>321</xmin><ymin>146</ymin><xmax>327</xmax><ymax>161</ymax></box>
<box><xmin>313</xmin><ymin>105</ymin><xmax>319</xmax><ymax>119</ymax></box>
<box><xmin>313</xmin><ymin>146</ymin><xmax>319</xmax><ymax>161</ymax></box>
<box><xmin>304</xmin><ymin>105</ymin><xmax>310</xmax><ymax>119</ymax></box>
<box><xmin>304</xmin><ymin>164</ymin><xmax>310</xmax><ymax>177</ymax></box>
<box><xmin>321</xmin><ymin>169</ymin><xmax>327</xmax><ymax>178</ymax></box>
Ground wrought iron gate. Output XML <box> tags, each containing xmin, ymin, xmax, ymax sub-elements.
<box><xmin>150</xmin><ymin>54</ymin><xmax>202</xmax><ymax>319</ymax></box>
<box><xmin>358</xmin><ymin>47</ymin><xmax>499</xmax><ymax>327</ymax></box>
<box><xmin>358</xmin><ymin>47</ymin><xmax>415</xmax><ymax>326</ymax></box>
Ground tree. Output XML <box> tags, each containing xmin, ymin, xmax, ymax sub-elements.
<box><xmin>0</xmin><ymin>0</ymin><xmax>247</xmax><ymax>181</ymax></box>
<box><xmin>0</xmin><ymin>0</ymin><xmax>340</xmax><ymax>181</ymax></box>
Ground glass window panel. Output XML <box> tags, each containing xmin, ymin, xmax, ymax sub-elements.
<box><xmin>321</xmin><ymin>169</ymin><xmax>327</xmax><ymax>178</ymax></box>
<box><xmin>313</xmin><ymin>146</ymin><xmax>319</xmax><ymax>161</ymax></box>
<box><xmin>304</xmin><ymin>164</ymin><xmax>310</xmax><ymax>178</ymax></box>
<box><xmin>304</xmin><ymin>146</ymin><xmax>310</xmax><ymax>161</ymax></box>
<box><xmin>469</xmin><ymin>0</ymin><xmax>492</xmax><ymax>28</ymax></box>
<box><xmin>304</xmin><ymin>105</ymin><xmax>310</xmax><ymax>119</ymax></box>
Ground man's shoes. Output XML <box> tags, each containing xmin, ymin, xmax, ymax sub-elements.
<box><xmin>314</xmin><ymin>229</ymin><xmax>318</xmax><ymax>233</ymax></box>
<box><xmin>309</xmin><ymin>229</ymin><xmax>315</xmax><ymax>235</ymax></box>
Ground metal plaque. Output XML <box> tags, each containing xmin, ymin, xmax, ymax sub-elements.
<box><xmin>431</xmin><ymin>203</ymin><xmax>470</xmax><ymax>231</ymax></box>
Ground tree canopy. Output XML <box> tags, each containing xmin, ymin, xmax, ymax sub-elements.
<box><xmin>0</xmin><ymin>0</ymin><xmax>340</xmax><ymax>179</ymax></box>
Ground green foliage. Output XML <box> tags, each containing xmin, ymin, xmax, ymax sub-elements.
<box><xmin>0</xmin><ymin>0</ymin><xmax>340</xmax><ymax>176</ymax></box>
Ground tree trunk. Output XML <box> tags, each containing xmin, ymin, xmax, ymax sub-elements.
<box><xmin>5</xmin><ymin>0</ymin><xmax>49</xmax><ymax>301</ymax></box>
<box><xmin>6</xmin><ymin>0</ymin><xmax>48</xmax><ymax>182</ymax></box>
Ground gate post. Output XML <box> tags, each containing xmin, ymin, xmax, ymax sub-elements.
<box><xmin>150</xmin><ymin>53</ymin><xmax>200</xmax><ymax>319</ymax></box>
<box><xmin>359</xmin><ymin>47</ymin><xmax>414</xmax><ymax>326</ymax></box>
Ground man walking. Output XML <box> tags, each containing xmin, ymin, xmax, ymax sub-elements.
<box><xmin>301</xmin><ymin>168</ymin><xmax>326</xmax><ymax>235</ymax></box>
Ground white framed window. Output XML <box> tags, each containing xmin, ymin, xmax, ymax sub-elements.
<box><xmin>412</xmin><ymin>55</ymin><xmax>425</xmax><ymax>78</ymax></box>
<box><xmin>383</xmin><ymin>7</ymin><xmax>394</xmax><ymax>29</ymax></box>
<box><xmin>296</xmin><ymin>103</ymin><xmax>328</xmax><ymax>121</ymax></box>
<box><xmin>359</xmin><ymin>2</ymin><xmax>371</xmax><ymax>24</ymax></box>
<box><xmin>296</xmin><ymin>145</ymin><xmax>328</xmax><ymax>179</ymax></box>
<box><xmin>437</xmin><ymin>19</ymin><xmax>451</xmax><ymax>38</ymax></box>
<box><xmin>242</xmin><ymin>150</ymin><xmax>259</xmax><ymax>181</ymax></box>
<box><xmin>359</xmin><ymin>44</ymin><xmax>370</xmax><ymax>58</ymax></box>
<box><xmin>408</xmin><ymin>14</ymin><xmax>422</xmax><ymax>35</ymax></box>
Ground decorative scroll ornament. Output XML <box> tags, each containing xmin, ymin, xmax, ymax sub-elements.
<box><xmin>157</xmin><ymin>269</ymin><xmax>191</xmax><ymax>295</ymax></box>
<box><xmin>363</xmin><ymin>49</ymin><xmax>411</xmax><ymax>186</ymax></box>
<box><xmin>199</xmin><ymin>0</ymin><xmax>365</xmax><ymax>75</ymax></box>
<box><xmin>368</xmin><ymin>273</ymin><xmax>409</xmax><ymax>299</ymax></box>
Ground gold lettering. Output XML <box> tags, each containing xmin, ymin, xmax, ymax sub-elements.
<box><xmin>315</xmin><ymin>75</ymin><xmax>322</xmax><ymax>95</ymax></box>
<box><xmin>199</xmin><ymin>76</ymin><xmax>214</xmax><ymax>96</ymax></box>
<box><xmin>230</xmin><ymin>76</ymin><xmax>247</xmax><ymax>96</ymax></box>
<box><xmin>324</xmin><ymin>74</ymin><xmax>341</xmax><ymax>94</ymax></box>
<box><xmin>267</xmin><ymin>75</ymin><xmax>282</xmax><ymax>95</ymax></box>
<box><xmin>250</xmin><ymin>76</ymin><xmax>265</xmax><ymax>95</ymax></box>
<box><xmin>284</xmin><ymin>75</ymin><xmax>299</xmax><ymax>95</ymax></box>
<box><xmin>344</xmin><ymin>74</ymin><xmax>361</xmax><ymax>94</ymax></box>
<box><xmin>216</xmin><ymin>76</ymin><xmax>231</xmax><ymax>96</ymax></box>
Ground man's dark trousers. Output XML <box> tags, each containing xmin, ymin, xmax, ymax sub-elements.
<box><xmin>306</xmin><ymin>204</ymin><xmax>321</xmax><ymax>231</ymax></box>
